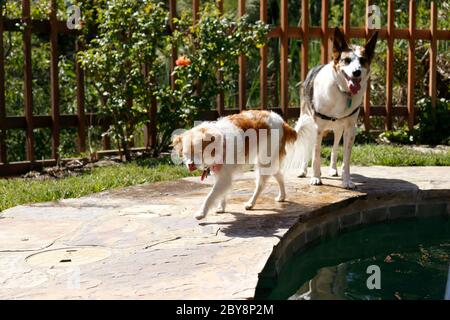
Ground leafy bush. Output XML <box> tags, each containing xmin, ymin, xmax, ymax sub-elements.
<box><xmin>415</xmin><ymin>98</ymin><xmax>450</xmax><ymax>145</ymax></box>
<box><xmin>379</xmin><ymin>98</ymin><xmax>450</xmax><ymax>145</ymax></box>
<box><xmin>153</xmin><ymin>4</ymin><xmax>269</xmax><ymax>153</ymax></box>
<box><xmin>78</xmin><ymin>0</ymin><xmax>170</xmax><ymax>160</ymax></box>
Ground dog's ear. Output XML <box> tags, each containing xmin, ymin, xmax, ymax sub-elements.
<box><xmin>171</xmin><ymin>134</ymin><xmax>183</xmax><ymax>156</ymax></box>
<box><xmin>171</xmin><ymin>134</ymin><xmax>182</xmax><ymax>147</ymax></box>
<box><xmin>332</xmin><ymin>27</ymin><xmax>349</xmax><ymax>60</ymax></box>
<box><xmin>364</xmin><ymin>31</ymin><xmax>378</xmax><ymax>63</ymax></box>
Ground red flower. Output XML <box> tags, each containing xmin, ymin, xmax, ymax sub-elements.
<box><xmin>175</xmin><ymin>56</ymin><xmax>191</xmax><ymax>67</ymax></box>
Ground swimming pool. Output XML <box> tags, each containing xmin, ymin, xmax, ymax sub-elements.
<box><xmin>255</xmin><ymin>202</ymin><xmax>450</xmax><ymax>300</ymax></box>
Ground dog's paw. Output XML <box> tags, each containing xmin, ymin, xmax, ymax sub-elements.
<box><xmin>194</xmin><ymin>211</ymin><xmax>207</xmax><ymax>220</ymax></box>
<box><xmin>215</xmin><ymin>207</ymin><xmax>225</xmax><ymax>213</ymax></box>
<box><xmin>244</xmin><ymin>202</ymin><xmax>254</xmax><ymax>210</ymax></box>
<box><xmin>297</xmin><ymin>171</ymin><xmax>307</xmax><ymax>178</ymax></box>
<box><xmin>328</xmin><ymin>168</ymin><xmax>338</xmax><ymax>177</ymax></box>
<box><xmin>342</xmin><ymin>180</ymin><xmax>356</xmax><ymax>189</ymax></box>
<box><xmin>310</xmin><ymin>177</ymin><xmax>322</xmax><ymax>185</ymax></box>
<box><xmin>275</xmin><ymin>194</ymin><xmax>285</xmax><ymax>202</ymax></box>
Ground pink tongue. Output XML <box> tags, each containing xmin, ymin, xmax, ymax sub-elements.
<box><xmin>349</xmin><ymin>81</ymin><xmax>361</xmax><ymax>95</ymax></box>
<box><xmin>201</xmin><ymin>169</ymin><xmax>209</xmax><ymax>181</ymax></box>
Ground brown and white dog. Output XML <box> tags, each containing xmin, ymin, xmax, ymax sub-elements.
<box><xmin>172</xmin><ymin>110</ymin><xmax>297</xmax><ymax>220</ymax></box>
<box><xmin>294</xmin><ymin>27</ymin><xmax>378</xmax><ymax>189</ymax></box>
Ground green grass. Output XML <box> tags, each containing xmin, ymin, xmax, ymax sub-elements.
<box><xmin>321</xmin><ymin>144</ymin><xmax>450</xmax><ymax>167</ymax></box>
<box><xmin>1</xmin><ymin>144</ymin><xmax>449</xmax><ymax>213</ymax></box>
<box><xmin>0</xmin><ymin>157</ymin><xmax>197</xmax><ymax>213</ymax></box>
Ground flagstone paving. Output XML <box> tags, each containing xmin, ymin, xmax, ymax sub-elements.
<box><xmin>0</xmin><ymin>166</ymin><xmax>449</xmax><ymax>299</ymax></box>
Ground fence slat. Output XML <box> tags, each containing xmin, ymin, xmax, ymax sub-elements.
<box><xmin>192</xmin><ymin>0</ymin><xmax>199</xmax><ymax>24</ymax></box>
<box><xmin>301</xmin><ymin>0</ymin><xmax>309</xmax><ymax>82</ymax></box>
<box><xmin>280</xmin><ymin>0</ymin><xmax>288</xmax><ymax>118</ymax></box>
<box><xmin>169</xmin><ymin>0</ymin><xmax>177</xmax><ymax>90</ymax></box>
<box><xmin>363</xmin><ymin>0</ymin><xmax>373</xmax><ymax>131</ymax></box>
<box><xmin>320</xmin><ymin>0</ymin><xmax>329</xmax><ymax>65</ymax></box>
<box><xmin>142</xmin><ymin>63</ymin><xmax>157</xmax><ymax>151</ymax></box>
<box><xmin>50</xmin><ymin>0</ymin><xmax>60</xmax><ymax>160</ymax></box>
<box><xmin>385</xmin><ymin>0</ymin><xmax>394</xmax><ymax>130</ymax></box>
<box><xmin>75</xmin><ymin>39</ymin><xmax>86</xmax><ymax>152</ymax></box>
<box><xmin>216</xmin><ymin>0</ymin><xmax>224</xmax><ymax>115</ymax></box>
<box><xmin>0</xmin><ymin>5</ymin><xmax>6</xmax><ymax>163</ymax></box>
<box><xmin>429</xmin><ymin>1</ymin><xmax>437</xmax><ymax>109</ymax></box>
<box><xmin>343</xmin><ymin>0</ymin><xmax>350</xmax><ymax>35</ymax></box>
<box><xmin>260</xmin><ymin>0</ymin><xmax>268</xmax><ymax>110</ymax></box>
<box><xmin>148</xmin><ymin>95</ymin><xmax>157</xmax><ymax>151</ymax></box>
<box><xmin>407</xmin><ymin>0</ymin><xmax>416</xmax><ymax>130</ymax></box>
<box><xmin>238</xmin><ymin>0</ymin><xmax>246</xmax><ymax>111</ymax></box>
<box><xmin>23</xmin><ymin>0</ymin><xmax>35</xmax><ymax>162</ymax></box>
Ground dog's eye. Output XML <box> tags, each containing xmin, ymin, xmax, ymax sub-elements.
<box><xmin>343</xmin><ymin>57</ymin><xmax>352</xmax><ymax>64</ymax></box>
<box><xmin>359</xmin><ymin>57</ymin><xmax>367</xmax><ymax>65</ymax></box>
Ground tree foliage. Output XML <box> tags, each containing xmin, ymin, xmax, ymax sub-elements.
<box><xmin>153</xmin><ymin>3</ymin><xmax>269</xmax><ymax>152</ymax></box>
<box><xmin>78</xmin><ymin>0</ymin><xmax>170</xmax><ymax>160</ymax></box>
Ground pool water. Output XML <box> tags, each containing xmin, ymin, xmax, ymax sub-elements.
<box><xmin>266</xmin><ymin>216</ymin><xmax>450</xmax><ymax>300</ymax></box>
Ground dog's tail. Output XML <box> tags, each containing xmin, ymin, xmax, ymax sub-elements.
<box><xmin>282</xmin><ymin>114</ymin><xmax>316</xmax><ymax>171</ymax></box>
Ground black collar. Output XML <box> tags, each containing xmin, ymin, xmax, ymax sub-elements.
<box><xmin>314</xmin><ymin>107</ymin><xmax>360</xmax><ymax>122</ymax></box>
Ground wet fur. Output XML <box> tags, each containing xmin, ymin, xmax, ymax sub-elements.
<box><xmin>172</xmin><ymin>110</ymin><xmax>297</xmax><ymax>220</ymax></box>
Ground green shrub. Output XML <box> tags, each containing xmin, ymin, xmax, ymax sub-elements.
<box><xmin>78</xmin><ymin>0</ymin><xmax>170</xmax><ymax>160</ymax></box>
<box><xmin>154</xmin><ymin>4</ymin><xmax>269</xmax><ymax>153</ymax></box>
<box><xmin>416</xmin><ymin>98</ymin><xmax>450</xmax><ymax>145</ymax></box>
<box><xmin>379</xmin><ymin>98</ymin><xmax>450</xmax><ymax>145</ymax></box>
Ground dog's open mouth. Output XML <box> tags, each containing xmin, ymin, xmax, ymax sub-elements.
<box><xmin>188</xmin><ymin>163</ymin><xmax>221</xmax><ymax>181</ymax></box>
<box><xmin>343</xmin><ymin>72</ymin><xmax>361</xmax><ymax>95</ymax></box>
<box><xmin>201</xmin><ymin>167</ymin><xmax>211</xmax><ymax>181</ymax></box>
<box><xmin>188</xmin><ymin>162</ymin><xmax>210</xmax><ymax>181</ymax></box>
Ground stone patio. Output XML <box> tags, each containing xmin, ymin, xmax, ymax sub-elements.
<box><xmin>0</xmin><ymin>166</ymin><xmax>449</xmax><ymax>299</ymax></box>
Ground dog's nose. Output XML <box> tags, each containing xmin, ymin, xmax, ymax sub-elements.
<box><xmin>352</xmin><ymin>70</ymin><xmax>361</xmax><ymax>77</ymax></box>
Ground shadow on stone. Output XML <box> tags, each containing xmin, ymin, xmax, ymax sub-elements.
<box><xmin>200</xmin><ymin>200</ymin><xmax>309</xmax><ymax>238</ymax></box>
<box><xmin>350</xmin><ymin>173</ymin><xmax>419</xmax><ymax>193</ymax></box>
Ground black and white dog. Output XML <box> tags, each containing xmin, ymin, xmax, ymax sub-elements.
<box><xmin>294</xmin><ymin>27</ymin><xmax>378</xmax><ymax>189</ymax></box>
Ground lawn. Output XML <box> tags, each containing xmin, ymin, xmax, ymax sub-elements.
<box><xmin>0</xmin><ymin>157</ymin><xmax>197</xmax><ymax>213</ymax></box>
<box><xmin>0</xmin><ymin>144</ymin><xmax>449</xmax><ymax>213</ymax></box>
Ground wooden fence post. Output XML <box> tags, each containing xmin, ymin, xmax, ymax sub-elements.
<box><xmin>216</xmin><ymin>0</ymin><xmax>224</xmax><ymax>115</ymax></box>
<box><xmin>280</xmin><ymin>0</ymin><xmax>288</xmax><ymax>118</ymax></box>
<box><xmin>429</xmin><ymin>1</ymin><xmax>437</xmax><ymax>109</ymax></box>
<box><xmin>407</xmin><ymin>0</ymin><xmax>416</xmax><ymax>130</ymax></box>
<box><xmin>238</xmin><ymin>0</ymin><xmax>246</xmax><ymax>111</ymax></box>
<box><xmin>385</xmin><ymin>0</ymin><xmax>394</xmax><ymax>130</ymax></box>
<box><xmin>301</xmin><ymin>0</ymin><xmax>309</xmax><ymax>82</ymax></box>
<box><xmin>259</xmin><ymin>0</ymin><xmax>268</xmax><ymax>110</ymax></box>
<box><xmin>50</xmin><ymin>0</ymin><xmax>60</xmax><ymax>160</ymax></box>
<box><xmin>343</xmin><ymin>0</ymin><xmax>350</xmax><ymax>35</ymax></box>
<box><xmin>0</xmin><ymin>4</ymin><xmax>6</xmax><ymax>163</ymax></box>
<box><xmin>23</xmin><ymin>0</ymin><xmax>35</xmax><ymax>162</ymax></box>
<box><xmin>76</xmin><ymin>39</ymin><xmax>86</xmax><ymax>153</ymax></box>
<box><xmin>320</xmin><ymin>0</ymin><xmax>329</xmax><ymax>65</ymax></box>
<box><xmin>363</xmin><ymin>0</ymin><xmax>373</xmax><ymax>131</ymax></box>
<box><xmin>193</xmin><ymin>0</ymin><xmax>199</xmax><ymax>24</ymax></box>
<box><xmin>169</xmin><ymin>0</ymin><xmax>177</xmax><ymax>90</ymax></box>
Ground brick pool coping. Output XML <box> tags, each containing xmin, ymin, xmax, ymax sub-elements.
<box><xmin>0</xmin><ymin>166</ymin><xmax>449</xmax><ymax>299</ymax></box>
